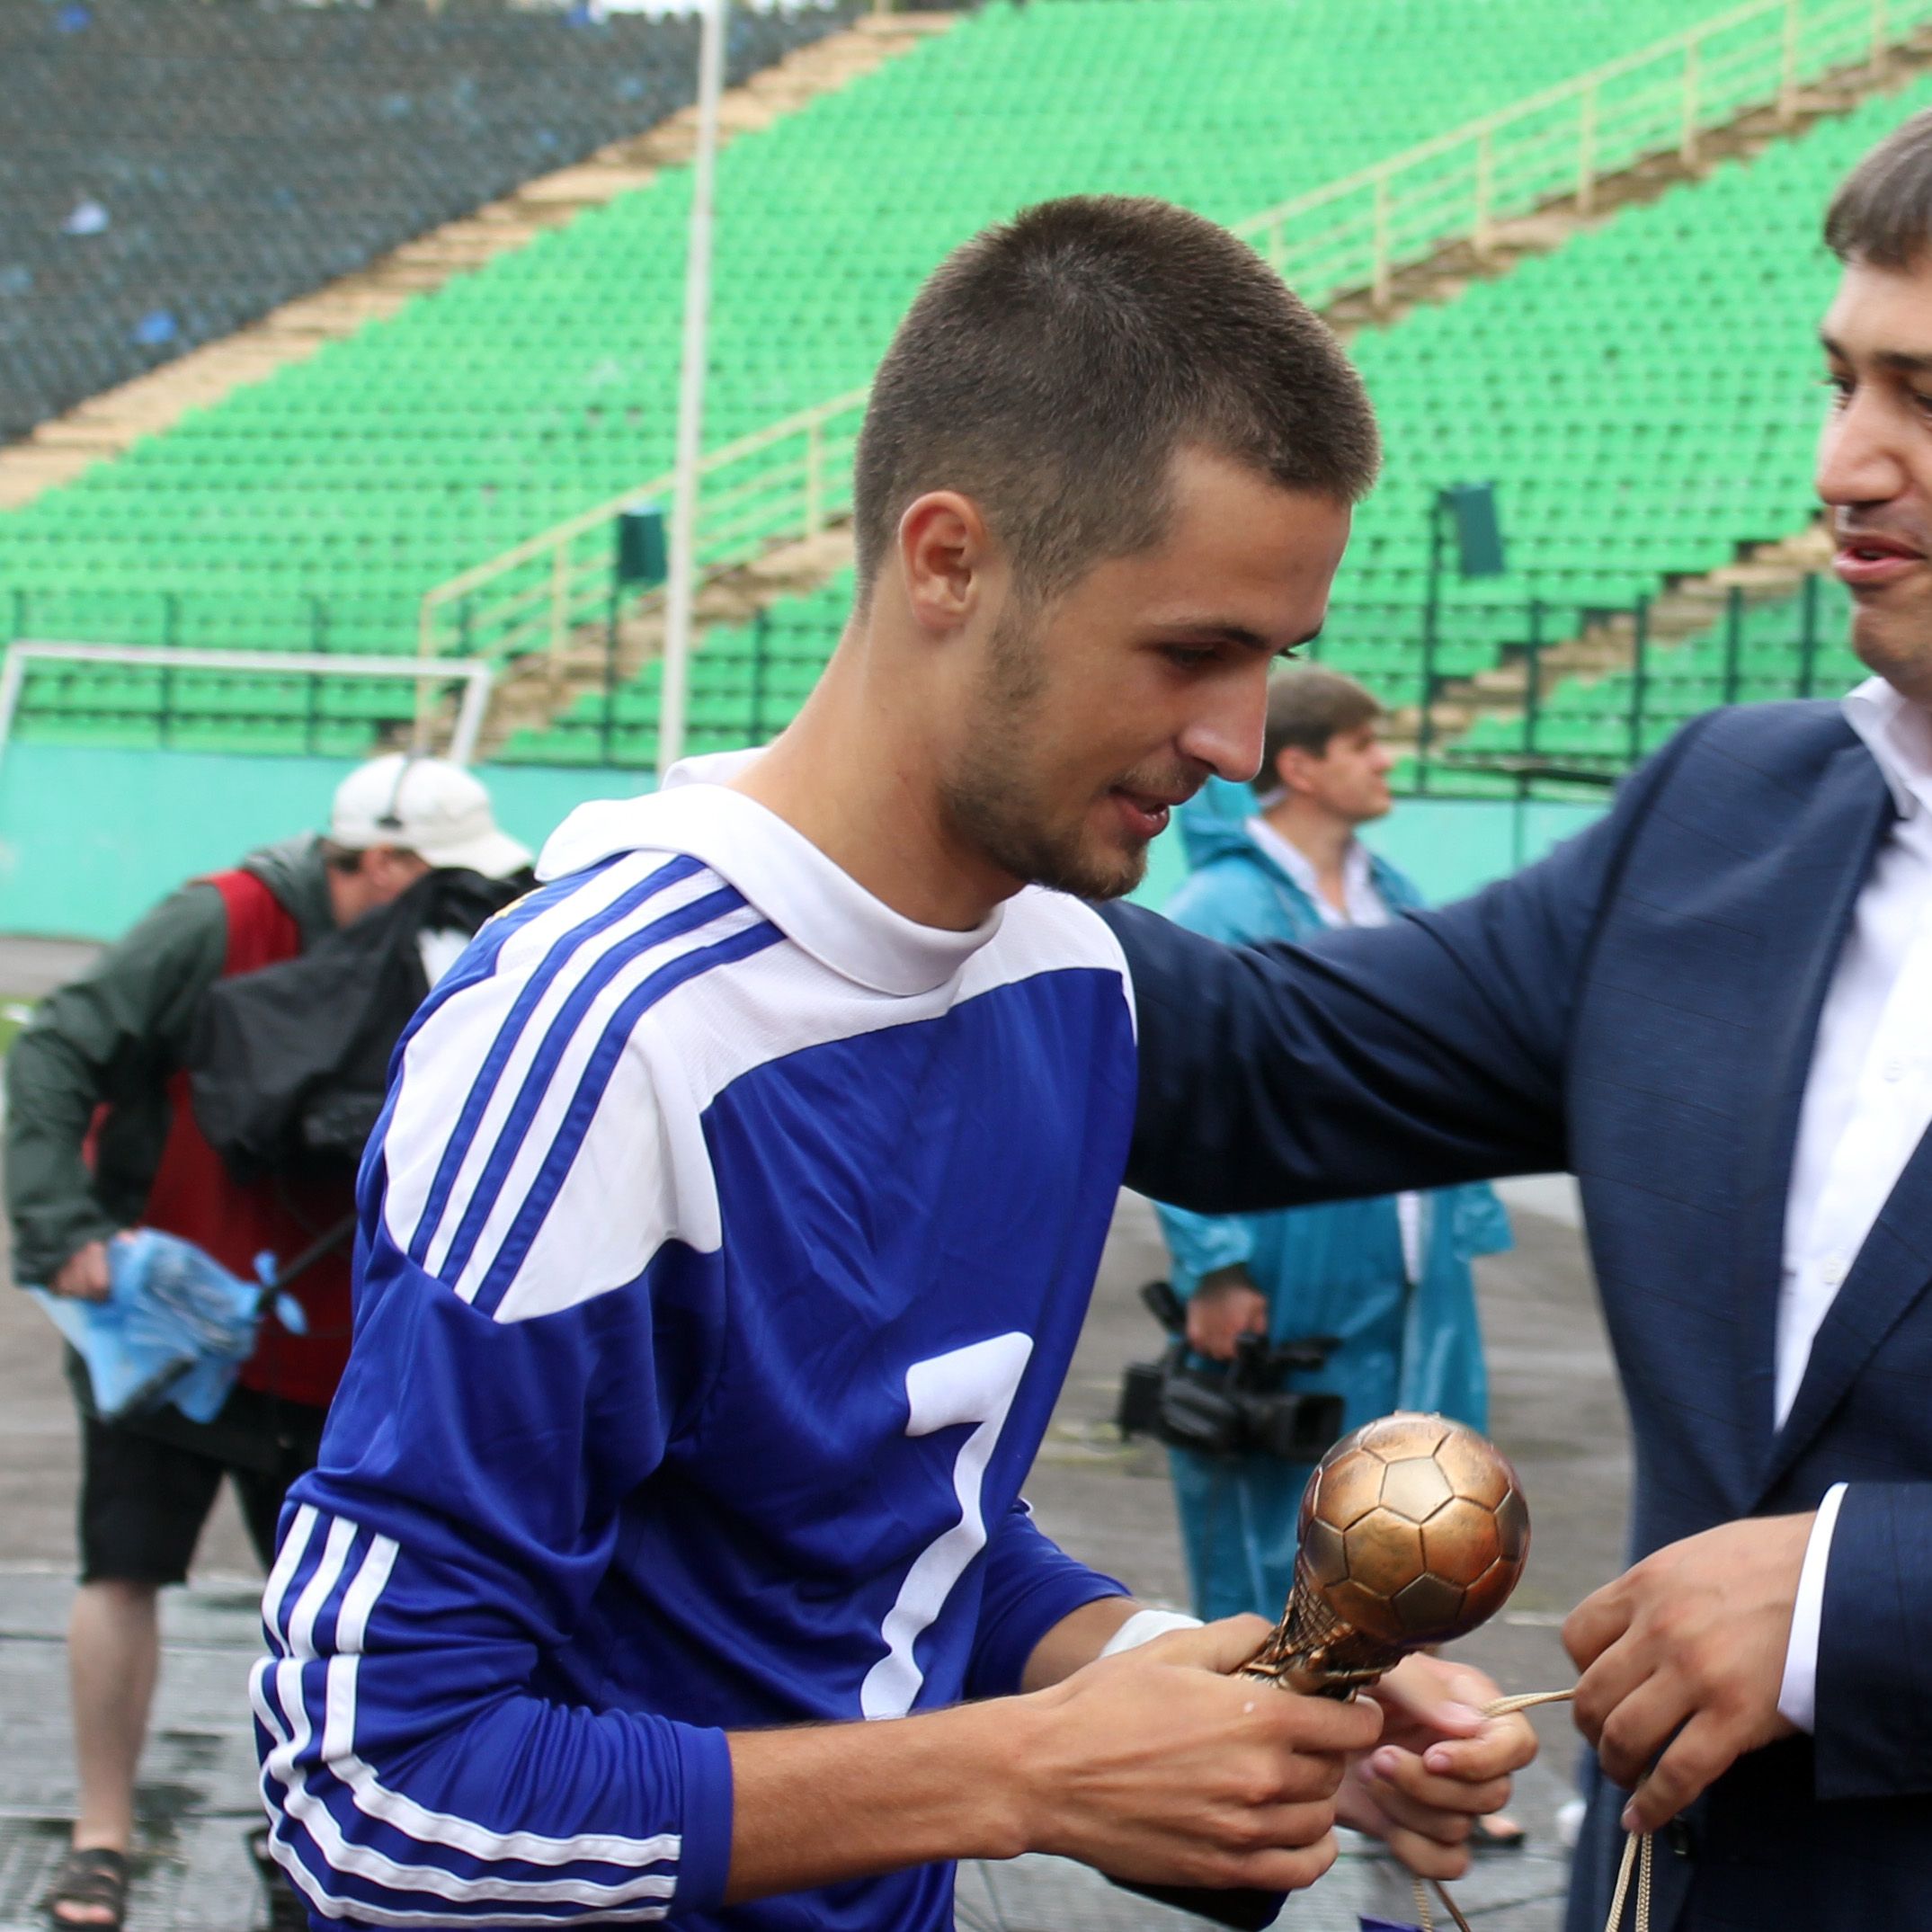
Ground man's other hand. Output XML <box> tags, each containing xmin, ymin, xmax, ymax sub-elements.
<box><xmin>1021</xmin><ymin>1614</ymin><xmax>1382</xmax><ymax>1892</ymax></box>
<box><xmin>1564</xmin><ymin>1515</ymin><xmax>1811</xmax><ymax>1831</ymax></box>
<box><xmin>1342</xmin><ymin>1654</ymin><xmax>1537</xmax><ymax>1879</ymax></box>
<box><xmin>1185</xmin><ymin>1270</ymin><xmax>1269</xmax><ymax>1361</ymax></box>
<box><xmin>50</xmin><ymin>1239</ymin><xmax>113</xmax><ymax>1301</ymax></box>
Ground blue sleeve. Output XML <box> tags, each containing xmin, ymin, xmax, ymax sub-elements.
<box><xmin>1151</xmin><ymin>863</ymin><xmax>1271</xmax><ymax>1286</ymax></box>
<box><xmin>1448</xmin><ymin>1183</ymin><xmax>1513</xmax><ymax>1260</ymax></box>
<box><xmin>1813</xmin><ymin>1483</ymin><xmax>1932</xmax><ymax>1799</ymax></box>
<box><xmin>964</xmin><ymin>1502</ymin><xmax>1128</xmax><ymax>1701</ymax></box>
<box><xmin>1100</xmin><ymin>721</ymin><xmax>1708</xmax><ymax>1215</ymax></box>
<box><xmin>254</xmin><ymin>914</ymin><xmax>736</xmax><ymax>1924</ymax></box>
<box><xmin>1153</xmin><ymin>1201</ymin><xmax>1257</xmax><ymax>1292</ymax></box>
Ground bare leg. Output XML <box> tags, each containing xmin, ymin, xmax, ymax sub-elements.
<box><xmin>61</xmin><ymin>1580</ymin><xmax>160</xmax><ymax>1920</ymax></box>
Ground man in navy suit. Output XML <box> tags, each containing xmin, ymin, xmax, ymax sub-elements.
<box><xmin>1100</xmin><ymin>111</ymin><xmax>1932</xmax><ymax>1928</ymax></box>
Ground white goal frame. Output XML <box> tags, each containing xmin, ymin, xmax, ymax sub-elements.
<box><xmin>0</xmin><ymin>641</ymin><xmax>496</xmax><ymax>772</ymax></box>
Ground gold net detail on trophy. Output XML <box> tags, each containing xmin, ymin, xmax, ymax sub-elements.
<box><xmin>1243</xmin><ymin>1412</ymin><xmax>1531</xmax><ymax>1693</ymax></box>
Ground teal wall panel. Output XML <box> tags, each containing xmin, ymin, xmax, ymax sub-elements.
<box><xmin>0</xmin><ymin>744</ymin><xmax>1607</xmax><ymax>943</ymax></box>
<box><xmin>1361</xmin><ymin>796</ymin><xmax>1607</xmax><ymax>904</ymax></box>
<box><xmin>0</xmin><ymin>746</ymin><xmax>652</xmax><ymax>941</ymax></box>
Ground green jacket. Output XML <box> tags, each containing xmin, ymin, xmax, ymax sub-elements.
<box><xmin>4</xmin><ymin>836</ymin><xmax>335</xmax><ymax>1288</ymax></box>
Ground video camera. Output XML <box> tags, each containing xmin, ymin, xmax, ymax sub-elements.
<box><xmin>1117</xmin><ymin>1279</ymin><xmax>1343</xmax><ymax>1463</ymax></box>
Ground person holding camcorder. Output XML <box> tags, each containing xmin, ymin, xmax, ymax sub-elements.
<box><xmin>1149</xmin><ymin>666</ymin><xmax>1510</xmax><ymax>1626</ymax></box>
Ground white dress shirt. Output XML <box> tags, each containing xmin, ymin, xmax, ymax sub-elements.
<box><xmin>1246</xmin><ymin>816</ymin><xmax>1426</xmax><ymax>1284</ymax></box>
<box><xmin>1776</xmin><ymin>676</ymin><xmax>1932</xmax><ymax>1730</ymax></box>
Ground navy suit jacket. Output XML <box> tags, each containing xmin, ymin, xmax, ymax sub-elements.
<box><xmin>1101</xmin><ymin>700</ymin><xmax>1932</xmax><ymax>1932</ymax></box>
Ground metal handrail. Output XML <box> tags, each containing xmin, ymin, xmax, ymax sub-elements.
<box><xmin>417</xmin><ymin>0</ymin><xmax>1920</xmax><ymax>673</ymax></box>
<box><xmin>1237</xmin><ymin>0</ymin><xmax>1922</xmax><ymax>298</ymax></box>
<box><xmin>417</xmin><ymin>387</ymin><xmax>868</xmax><ymax>664</ymax></box>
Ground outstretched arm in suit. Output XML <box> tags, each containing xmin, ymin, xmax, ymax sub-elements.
<box><xmin>1099</xmin><ymin>721</ymin><xmax>1704</xmax><ymax>1215</ymax></box>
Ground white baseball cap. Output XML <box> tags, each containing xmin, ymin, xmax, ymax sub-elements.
<box><xmin>329</xmin><ymin>755</ymin><xmax>532</xmax><ymax>880</ymax></box>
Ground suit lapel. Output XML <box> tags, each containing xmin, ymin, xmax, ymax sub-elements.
<box><xmin>1730</xmin><ymin>745</ymin><xmax>1892</xmax><ymax>1465</ymax></box>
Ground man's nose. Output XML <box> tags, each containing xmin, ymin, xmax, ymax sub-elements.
<box><xmin>1818</xmin><ymin>387</ymin><xmax>1911</xmax><ymax>509</ymax></box>
<box><xmin>1178</xmin><ymin>681</ymin><xmax>1268</xmax><ymax>784</ymax></box>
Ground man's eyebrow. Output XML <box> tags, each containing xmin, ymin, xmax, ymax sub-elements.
<box><xmin>1821</xmin><ymin>328</ymin><xmax>1932</xmax><ymax>374</ymax></box>
<box><xmin>1159</xmin><ymin>621</ymin><xmax>1323</xmax><ymax>653</ymax></box>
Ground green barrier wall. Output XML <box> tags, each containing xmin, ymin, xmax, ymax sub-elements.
<box><xmin>0</xmin><ymin>743</ymin><xmax>1605</xmax><ymax>943</ymax></box>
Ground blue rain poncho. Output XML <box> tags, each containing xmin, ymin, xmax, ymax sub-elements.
<box><xmin>1154</xmin><ymin>802</ymin><xmax>1510</xmax><ymax>1622</ymax></box>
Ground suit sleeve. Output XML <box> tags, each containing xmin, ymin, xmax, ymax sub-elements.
<box><xmin>1100</xmin><ymin>726</ymin><xmax>1705</xmax><ymax>1216</ymax></box>
<box><xmin>253</xmin><ymin>940</ymin><xmax>736</xmax><ymax>1924</ymax></box>
<box><xmin>1812</xmin><ymin>1483</ymin><xmax>1932</xmax><ymax>1798</ymax></box>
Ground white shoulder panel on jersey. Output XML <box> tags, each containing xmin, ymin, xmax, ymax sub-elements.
<box><xmin>619</xmin><ymin>882</ymin><xmax>1134</xmax><ymax>1168</ymax></box>
<box><xmin>962</xmin><ymin>886</ymin><xmax>1137</xmax><ymax>1040</ymax></box>
<box><xmin>380</xmin><ymin>850</ymin><xmax>761</xmax><ymax>1322</ymax></box>
<box><xmin>379</xmin><ymin>850</ymin><xmax>1136</xmax><ymax>1328</ymax></box>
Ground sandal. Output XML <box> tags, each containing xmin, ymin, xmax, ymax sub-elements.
<box><xmin>1473</xmin><ymin>1812</ymin><xmax>1529</xmax><ymax>1854</ymax></box>
<box><xmin>44</xmin><ymin>1847</ymin><xmax>129</xmax><ymax>1932</ymax></box>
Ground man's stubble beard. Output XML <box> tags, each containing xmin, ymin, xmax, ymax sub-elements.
<box><xmin>939</xmin><ymin>606</ymin><xmax>1150</xmax><ymax>903</ymax></box>
<box><xmin>1853</xmin><ymin>591</ymin><xmax>1932</xmax><ymax>709</ymax></box>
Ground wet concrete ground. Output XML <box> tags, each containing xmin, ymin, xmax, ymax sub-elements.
<box><xmin>0</xmin><ymin>929</ymin><xmax>1627</xmax><ymax>1928</ymax></box>
<box><xmin>0</xmin><ymin>1182</ymin><xmax>1623</xmax><ymax>1932</ymax></box>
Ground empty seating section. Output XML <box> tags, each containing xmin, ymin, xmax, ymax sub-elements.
<box><xmin>4</xmin><ymin>0</ymin><xmax>1771</xmax><ymax>754</ymax></box>
<box><xmin>510</xmin><ymin>73</ymin><xmax>1926</xmax><ymax>770</ymax></box>
<box><xmin>0</xmin><ymin>0</ymin><xmax>849</xmax><ymax>441</ymax></box>
<box><xmin>1328</xmin><ymin>79</ymin><xmax>1932</xmax><ymax>720</ymax></box>
<box><xmin>1443</xmin><ymin>576</ymin><xmax>1862</xmax><ymax>787</ymax></box>
<box><xmin>501</xmin><ymin>577</ymin><xmax>851</xmax><ymax>766</ymax></box>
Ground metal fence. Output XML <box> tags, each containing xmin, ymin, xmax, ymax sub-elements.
<box><xmin>414</xmin><ymin>387</ymin><xmax>867</xmax><ymax>671</ymax></box>
<box><xmin>1233</xmin><ymin>0</ymin><xmax>1923</xmax><ymax>310</ymax></box>
<box><xmin>1387</xmin><ymin>572</ymin><xmax>1858</xmax><ymax>796</ymax></box>
<box><xmin>2</xmin><ymin>570</ymin><xmax>1860</xmax><ymax>783</ymax></box>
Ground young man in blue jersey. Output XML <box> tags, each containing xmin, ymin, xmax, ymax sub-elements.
<box><xmin>254</xmin><ymin>196</ymin><xmax>1535</xmax><ymax>1930</ymax></box>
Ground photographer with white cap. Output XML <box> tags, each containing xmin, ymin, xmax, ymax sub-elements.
<box><xmin>326</xmin><ymin>753</ymin><xmax>532</xmax><ymax>909</ymax></box>
<box><xmin>5</xmin><ymin>753</ymin><xmax>528</xmax><ymax>1932</ymax></box>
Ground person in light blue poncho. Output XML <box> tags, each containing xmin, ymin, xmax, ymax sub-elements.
<box><xmin>1157</xmin><ymin>665</ymin><xmax>1511</xmax><ymax>1625</ymax></box>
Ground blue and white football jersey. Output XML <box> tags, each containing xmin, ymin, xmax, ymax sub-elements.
<box><xmin>253</xmin><ymin>753</ymin><xmax>1138</xmax><ymax>1929</ymax></box>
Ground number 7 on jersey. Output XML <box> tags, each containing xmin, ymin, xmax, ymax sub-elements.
<box><xmin>859</xmin><ymin>1331</ymin><xmax>1035</xmax><ymax>1721</ymax></box>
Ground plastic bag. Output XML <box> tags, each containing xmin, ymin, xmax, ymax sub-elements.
<box><xmin>30</xmin><ymin>1228</ymin><xmax>307</xmax><ymax>1423</ymax></box>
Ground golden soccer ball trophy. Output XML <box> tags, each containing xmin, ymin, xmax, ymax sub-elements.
<box><xmin>1243</xmin><ymin>1411</ymin><xmax>1531</xmax><ymax>1692</ymax></box>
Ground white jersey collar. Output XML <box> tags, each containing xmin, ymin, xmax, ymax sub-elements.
<box><xmin>535</xmin><ymin>750</ymin><xmax>1005</xmax><ymax>998</ymax></box>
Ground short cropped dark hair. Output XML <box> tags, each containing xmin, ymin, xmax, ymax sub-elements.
<box><xmin>1260</xmin><ymin>663</ymin><xmax>1383</xmax><ymax>780</ymax></box>
<box><xmin>1826</xmin><ymin>108</ymin><xmax>1932</xmax><ymax>266</ymax></box>
<box><xmin>851</xmin><ymin>195</ymin><xmax>1380</xmax><ymax>604</ymax></box>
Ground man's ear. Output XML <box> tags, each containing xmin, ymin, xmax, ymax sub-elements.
<box><xmin>896</xmin><ymin>490</ymin><xmax>994</xmax><ymax>635</ymax></box>
<box><xmin>1270</xmin><ymin>743</ymin><xmax>1307</xmax><ymax>798</ymax></box>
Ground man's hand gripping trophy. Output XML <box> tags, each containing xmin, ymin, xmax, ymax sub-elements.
<box><xmin>1127</xmin><ymin>1413</ymin><xmax>1536</xmax><ymax>1931</ymax></box>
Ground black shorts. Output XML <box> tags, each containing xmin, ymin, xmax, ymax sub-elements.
<box><xmin>72</xmin><ymin>1366</ymin><xmax>329</xmax><ymax>1586</ymax></box>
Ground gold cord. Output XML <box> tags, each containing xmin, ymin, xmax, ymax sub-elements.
<box><xmin>1417</xmin><ymin>1687</ymin><xmax>1651</xmax><ymax>1932</ymax></box>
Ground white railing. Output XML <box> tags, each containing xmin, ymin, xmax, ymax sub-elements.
<box><xmin>418</xmin><ymin>0</ymin><xmax>1924</xmax><ymax>675</ymax></box>
<box><xmin>417</xmin><ymin>387</ymin><xmax>866</xmax><ymax>666</ymax></box>
<box><xmin>1233</xmin><ymin>0</ymin><xmax>1922</xmax><ymax>308</ymax></box>
<box><xmin>0</xmin><ymin>642</ymin><xmax>496</xmax><ymax>772</ymax></box>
